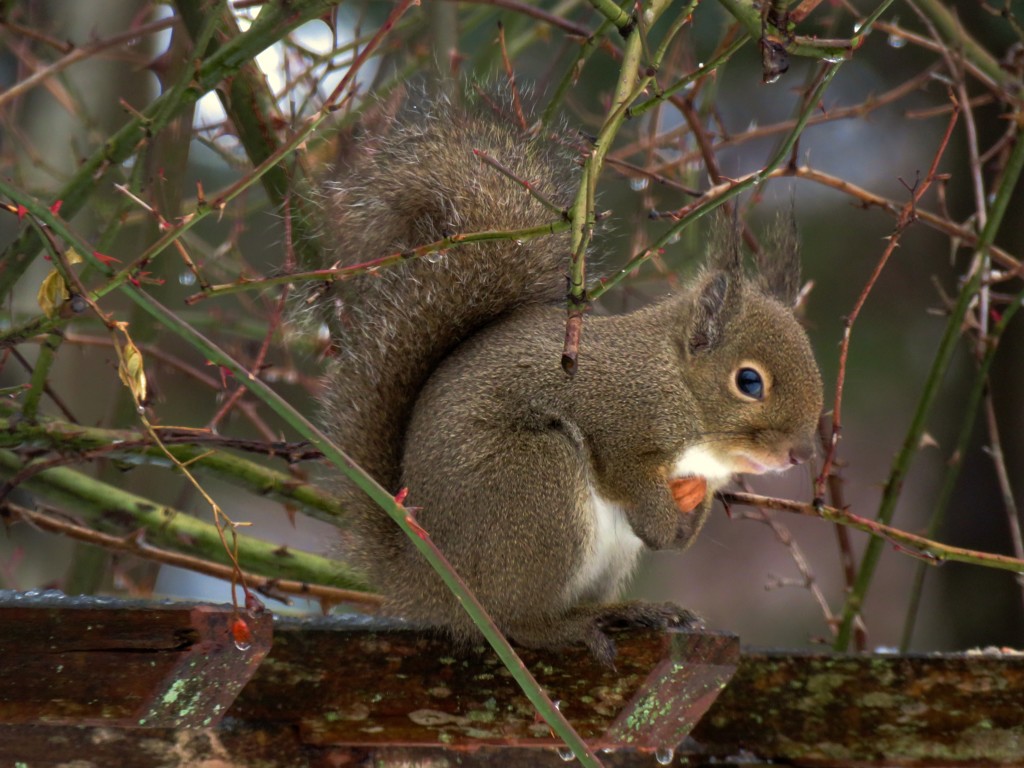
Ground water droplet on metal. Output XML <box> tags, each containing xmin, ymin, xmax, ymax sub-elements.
<box><xmin>232</xmin><ymin>617</ymin><xmax>252</xmax><ymax>651</ymax></box>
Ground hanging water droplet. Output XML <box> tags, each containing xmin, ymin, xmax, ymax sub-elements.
<box><xmin>629</xmin><ymin>177</ymin><xmax>650</xmax><ymax>192</ymax></box>
<box><xmin>426</xmin><ymin>249</ymin><xmax>449</xmax><ymax>265</ymax></box>
<box><xmin>655</xmin><ymin>746</ymin><xmax>675</xmax><ymax>764</ymax></box>
<box><xmin>764</xmin><ymin>72</ymin><xmax>782</xmax><ymax>84</ymax></box>
<box><xmin>887</xmin><ymin>33</ymin><xmax>907</xmax><ymax>49</ymax></box>
<box><xmin>553</xmin><ymin>699</ymin><xmax>563</xmax><ymax>711</ymax></box>
<box><xmin>820</xmin><ymin>54</ymin><xmax>846</xmax><ymax>64</ymax></box>
<box><xmin>178</xmin><ymin>270</ymin><xmax>197</xmax><ymax>286</ymax></box>
<box><xmin>853</xmin><ymin>20</ymin><xmax>865</xmax><ymax>33</ymax></box>
<box><xmin>556</xmin><ymin>746</ymin><xmax>576</xmax><ymax>762</ymax></box>
<box><xmin>231</xmin><ymin>617</ymin><xmax>252</xmax><ymax>651</ymax></box>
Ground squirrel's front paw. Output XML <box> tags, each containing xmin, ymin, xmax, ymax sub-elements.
<box><xmin>669</xmin><ymin>476</ymin><xmax>707</xmax><ymax>513</ymax></box>
<box><xmin>669</xmin><ymin>475</ymin><xmax>713</xmax><ymax>548</ymax></box>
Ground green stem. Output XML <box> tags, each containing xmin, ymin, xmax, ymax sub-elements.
<box><xmin>587</xmin><ymin>0</ymin><xmax>634</xmax><ymax>36</ymax></box>
<box><xmin>20</xmin><ymin>331</ymin><xmax>61</xmax><ymax>422</ymax></box>
<box><xmin>566</xmin><ymin>0</ymin><xmax>672</xmax><ymax>371</ymax></box>
<box><xmin>628</xmin><ymin>31</ymin><xmax>750</xmax><ymax>119</ymax></box>
<box><xmin>833</xmin><ymin>114</ymin><xmax>1024</xmax><ymax>652</ymax></box>
<box><xmin>0</xmin><ymin>415</ymin><xmax>346</xmax><ymax>528</ymax></box>
<box><xmin>0</xmin><ymin>448</ymin><xmax>368</xmax><ymax>591</ymax></box>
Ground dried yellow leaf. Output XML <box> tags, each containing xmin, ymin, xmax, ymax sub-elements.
<box><xmin>116</xmin><ymin>324</ymin><xmax>148</xmax><ymax>404</ymax></box>
<box><xmin>35</xmin><ymin>250</ymin><xmax>84</xmax><ymax>318</ymax></box>
<box><xmin>36</xmin><ymin>269</ymin><xmax>67</xmax><ymax>318</ymax></box>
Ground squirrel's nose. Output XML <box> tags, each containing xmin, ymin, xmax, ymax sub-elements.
<box><xmin>789</xmin><ymin>442</ymin><xmax>815</xmax><ymax>465</ymax></box>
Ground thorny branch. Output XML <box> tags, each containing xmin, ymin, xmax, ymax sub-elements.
<box><xmin>722</xmin><ymin>491</ymin><xmax>1024</xmax><ymax>575</ymax></box>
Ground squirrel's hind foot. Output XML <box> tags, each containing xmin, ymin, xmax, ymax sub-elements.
<box><xmin>510</xmin><ymin>601</ymin><xmax>704</xmax><ymax>667</ymax></box>
<box><xmin>586</xmin><ymin>601</ymin><xmax>704</xmax><ymax>666</ymax></box>
<box><xmin>592</xmin><ymin>600</ymin><xmax>703</xmax><ymax>633</ymax></box>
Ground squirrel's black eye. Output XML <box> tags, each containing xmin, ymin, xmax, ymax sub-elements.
<box><xmin>736</xmin><ymin>367</ymin><xmax>764</xmax><ymax>400</ymax></box>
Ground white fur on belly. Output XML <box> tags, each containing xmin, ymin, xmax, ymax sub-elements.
<box><xmin>566</xmin><ymin>484</ymin><xmax>644</xmax><ymax>603</ymax></box>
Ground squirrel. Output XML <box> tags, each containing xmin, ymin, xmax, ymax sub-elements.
<box><xmin>313</xmin><ymin>93</ymin><xmax>824</xmax><ymax>664</ymax></box>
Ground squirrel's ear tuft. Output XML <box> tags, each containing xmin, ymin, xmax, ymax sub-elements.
<box><xmin>707</xmin><ymin>212</ymin><xmax>743</xmax><ymax>274</ymax></box>
<box><xmin>689</xmin><ymin>214</ymin><xmax>744</xmax><ymax>355</ymax></box>
<box><xmin>688</xmin><ymin>270</ymin><xmax>740</xmax><ymax>355</ymax></box>
<box><xmin>756</xmin><ymin>213</ymin><xmax>801</xmax><ymax>306</ymax></box>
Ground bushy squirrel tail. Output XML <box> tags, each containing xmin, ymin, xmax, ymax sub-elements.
<box><xmin>311</xmin><ymin>94</ymin><xmax>578</xmax><ymax>558</ymax></box>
